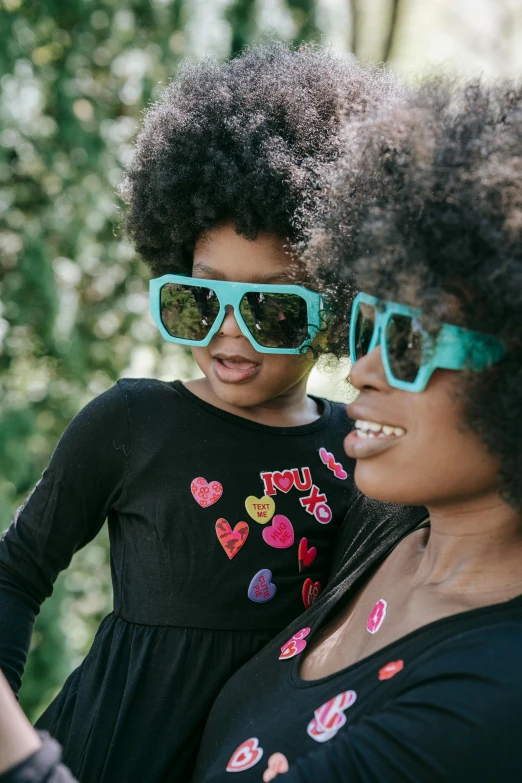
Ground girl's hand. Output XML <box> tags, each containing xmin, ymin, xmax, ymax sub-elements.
<box><xmin>0</xmin><ymin>669</ymin><xmax>41</xmax><ymax>774</ymax></box>
<box><xmin>263</xmin><ymin>752</ymin><xmax>289</xmax><ymax>781</ymax></box>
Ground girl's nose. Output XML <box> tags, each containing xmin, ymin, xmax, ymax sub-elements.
<box><xmin>218</xmin><ymin>305</ymin><xmax>243</xmax><ymax>338</ymax></box>
<box><xmin>349</xmin><ymin>346</ymin><xmax>390</xmax><ymax>392</ymax></box>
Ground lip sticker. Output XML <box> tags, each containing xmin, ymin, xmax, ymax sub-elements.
<box><xmin>319</xmin><ymin>447</ymin><xmax>348</xmax><ymax>480</ymax></box>
<box><xmin>226</xmin><ymin>738</ymin><xmax>263</xmax><ymax>773</ymax></box>
<box><xmin>307</xmin><ymin>691</ymin><xmax>357</xmax><ymax>742</ymax></box>
<box><xmin>279</xmin><ymin>627</ymin><xmax>311</xmax><ymax>660</ymax></box>
<box><xmin>378</xmin><ymin>660</ymin><xmax>404</xmax><ymax>680</ymax></box>
<box><xmin>248</xmin><ymin>569</ymin><xmax>277</xmax><ymax>603</ymax></box>
<box><xmin>191</xmin><ymin>477</ymin><xmax>223</xmax><ymax>508</ymax></box>
<box><xmin>245</xmin><ymin>495</ymin><xmax>275</xmax><ymax>524</ymax></box>
<box><xmin>298</xmin><ymin>537</ymin><xmax>317</xmax><ymax>572</ymax></box>
<box><xmin>302</xmin><ymin>578</ymin><xmax>322</xmax><ymax>609</ymax></box>
<box><xmin>367</xmin><ymin>599</ymin><xmax>387</xmax><ymax>634</ymax></box>
<box><xmin>215</xmin><ymin>519</ymin><xmax>249</xmax><ymax>559</ymax></box>
<box><xmin>262</xmin><ymin>514</ymin><xmax>294</xmax><ymax>548</ymax></box>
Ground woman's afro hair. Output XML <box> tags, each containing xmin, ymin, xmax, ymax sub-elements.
<box><xmin>120</xmin><ymin>43</ymin><xmax>400</xmax><ymax>277</ymax></box>
<box><xmin>307</xmin><ymin>78</ymin><xmax>522</xmax><ymax>510</ymax></box>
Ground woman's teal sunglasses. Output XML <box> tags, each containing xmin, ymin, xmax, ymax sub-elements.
<box><xmin>149</xmin><ymin>275</ymin><xmax>324</xmax><ymax>354</ymax></box>
<box><xmin>350</xmin><ymin>292</ymin><xmax>505</xmax><ymax>392</ymax></box>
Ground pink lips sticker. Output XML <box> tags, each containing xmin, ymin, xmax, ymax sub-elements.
<box><xmin>226</xmin><ymin>738</ymin><xmax>263</xmax><ymax>772</ymax></box>
<box><xmin>191</xmin><ymin>477</ymin><xmax>223</xmax><ymax>507</ymax></box>
<box><xmin>367</xmin><ymin>599</ymin><xmax>387</xmax><ymax>634</ymax></box>
<box><xmin>262</xmin><ymin>515</ymin><xmax>294</xmax><ymax>548</ymax></box>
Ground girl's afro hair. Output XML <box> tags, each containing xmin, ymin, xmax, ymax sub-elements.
<box><xmin>307</xmin><ymin>78</ymin><xmax>522</xmax><ymax>509</ymax></box>
<box><xmin>120</xmin><ymin>43</ymin><xmax>401</xmax><ymax>277</ymax></box>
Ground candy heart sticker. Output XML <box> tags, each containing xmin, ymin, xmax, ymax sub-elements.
<box><xmin>279</xmin><ymin>627</ymin><xmax>311</xmax><ymax>660</ymax></box>
<box><xmin>367</xmin><ymin>598</ymin><xmax>387</xmax><ymax>634</ymax></box>
<box><xmin>298</xmin><ymin>537</ymin><xmax>317</xmax><ymax>572</ymax></box>
<box><xmin>272</xmin><ymin>470</ymin><xmax>294</xmax><ymax>493</ymax></box>
<box><xmin>191</xmin><ymin>477</ymin><xmax>223</xmax><ymax>508</ymax></box>
<box><xmin>248</xmin><ymin>568</ymin><xmax>277</xmax><ymax>603</ymax></box>
<box><xmin>245</xmin><ymin>495</ymin><xmax>275</xmax><ymax>524</ymax></box>
<box><xmin>216</xmin><ymin>519</ymin><xmax>249</xmax><ymax>560</ymax></box>
<box><xmin>262</xmin><ymin>514</ymin><xmax>294</xmax><ymax>549</ymax></box>
<box><xmin>307</xmin><ymin>690</ymin><xmax>357</xmax><ymax>742</ymax></box>
<box><xmin>302</xmin><ymin>578</ymin><xmax>322</xmax><ymax>608</ymax></box>
<box><xmin>378</xmin><ymin>659</ymin><xmax>404</xmax><ymax>681</ymax></box>
<box><xmin>226</xmin><ymin>738</ymin><xmax>263</xmax><ymax>773</ymax></box>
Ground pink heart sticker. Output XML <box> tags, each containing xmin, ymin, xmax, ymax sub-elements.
<box><xmin>367</xmin><ymin>598</ymin><xmax>387</xmax><ymax>634</ymax></box>
<box><xmin>279</xmin><ymin>627</ymin><xmax>311</xmax><ymax>660</ymax></box>
<box><xmin>262</xmin><ymin>514</ymin><xmax>294</xmax><ymax>549</ymax></box>
<box><xmin>226</xmin><ymin>738</ymin><xmax>264</xmax><ymax>772</ymax></box>
<box><xmin>191</xmin><ymin>477</ymin><xmax>223</xmax><ymax>508</ymax></box>
<box><xmin>273</xmin><ymin>470</ymin><xmax>294</xmax><ymax>493</ymax></box>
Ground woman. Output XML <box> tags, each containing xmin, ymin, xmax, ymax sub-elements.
<box><xmin>2</xmin><ymin>78</ymin><xmax>522</xmax><ymax>782</ymax></box>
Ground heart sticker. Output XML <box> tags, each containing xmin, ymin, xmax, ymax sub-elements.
<box><xmin>248</xmin><ymin>568</ymin><xmax>277</xmax><ymax>603</ymax></box>
<box><xmin>262</xmin><ymin>514</ymin><xmax>294</xmax><ymax>549</ymax></box>
<box><xmin>378</xmin><ymin>659</ymin><xmax>404</xmax><ymax>681</ymax></box>
<box><xmin>367</xmin><ymin>598</ymin><xmax>387</xmax><ymax>634</ymax></box>
<box><xmin>298</xmin><ymin>537</ymin><xmax>317</xmax><ymax>572</ymax></box>
<box><xmin>273</xmin><ymin>470</ymin><xmax>294</xmax><ymax>493</ymax></box>
<box><xmin>191</xmin><ymin>477</ymin><xmax>223</xmax><ymax>508</ymax></box>
<box><xmin>302</xmin><ymin>578</ymin><xmax>322</xmax><ymax>608</ymax></box>
<box><xmin>215</xmin><ymin>519</ymin><xmax>249</xmax><ymax>560</ymax></box>
<box><xmin>226</xmin><ymin>738</ymin><xmax>263</xmax><ymax>773</ymax></box>
<box><xmin>245</xmin><ymin>495</ymin><xmax>275</xmax><ymax>524</ymax></box>
<box><xmin>279</xmin><ymin>627</ymin><xmax>311</xmax><ymax>660</ymax></box>
<box><xmin>307</xmin><ymin>690</ymin><xmax>357</xmax><ymax>742</ymax></box>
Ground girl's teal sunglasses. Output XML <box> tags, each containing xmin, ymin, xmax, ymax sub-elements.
<box><xmin>350</xmin><ymin>292</ymin><xmax>505</xmax><ymax>392</ymax></box>
<box><xmin>149</xmin><ymin>275</ymin><xmax>324</xmax><ymax>354</ymax></box>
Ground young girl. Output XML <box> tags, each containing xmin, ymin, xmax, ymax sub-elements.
<box><xmin>0</xmin><ymin>46</ymin><xmax>397</xmax><ymax>782</ymax></box>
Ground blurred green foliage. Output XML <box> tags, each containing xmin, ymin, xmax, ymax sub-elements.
<box><xmin>0</xmin><ymin>0</ymin><xmax>330</xmax><ymax>723</ymax></box>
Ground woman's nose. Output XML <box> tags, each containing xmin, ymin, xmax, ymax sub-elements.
<box><xmin>349</xmin><ymin>346</ymin><xmax>390</xmax><ymax>392</ymax></box>
<box><xmin>218</xmin><ymin>305</ymin><xmax>243</xmax><ymax>337</ymax></box>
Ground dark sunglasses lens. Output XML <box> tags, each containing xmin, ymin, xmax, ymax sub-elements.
<box><xmin>239</xmin><ymin>292</ymin><xmax>310</xmax><ymax>349</ymax></box>
<box><xmin>353</xmin><ymin>302</ymin><xmax>376</xmax><ymax>360</ymax></box>
<box><xmin>386</xmin><ymin>314</ymin><xmax>423</xmax><ymax>383</ymax></box>
<box><xmin>159</xmin><ymin>283</ymin><xmax>220</xmax><ymax>341</ymax></box>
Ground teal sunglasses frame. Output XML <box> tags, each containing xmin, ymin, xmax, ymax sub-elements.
<box><xmin>350</xmin><ymin>292</ymin><xmax>505</xmax><ymax>392</ymax></box>
<box><xmin>149</xmin><ymin>274</ymin><xmax>324</xmax><ymax>355</ymax></box>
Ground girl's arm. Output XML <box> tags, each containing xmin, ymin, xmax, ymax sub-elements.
<box><xmin>0</xmin><ymin>384</ymin><xmax>130</xmax><ymax>695</ymax></box>
<box><xmin>0</xmin><ymin>670</ymin><xmax>77</xmax><ymax>783</ymax></box>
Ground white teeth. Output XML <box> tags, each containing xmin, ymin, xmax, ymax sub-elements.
<box><xmin>354</xmin><ymin>419</ymin><xmax>406</xmax><ymax>438</ymax></box>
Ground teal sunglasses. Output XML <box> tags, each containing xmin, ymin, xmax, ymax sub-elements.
<box><xmin>350</xmin><ymin>292</ymin><xmax>505</xmax><ymax>392</ymax></box>
<box><xmin>149</xmin><ymin>275</ymin><xmax>324</xmax><ymax>354</ymax></box>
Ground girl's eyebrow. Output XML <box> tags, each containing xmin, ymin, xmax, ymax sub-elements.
<box><xmin>191</xmin><ymin>262</ymin><xmax>295</xmax><ymax>285</ymax></box>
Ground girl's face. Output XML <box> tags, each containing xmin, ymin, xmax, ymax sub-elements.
<box><xmin>190</xmin><ymin>223</ymin><xmax>316</xmax><ymax>408</ymax></box>
<box><xmin>344</xmin><ymin>346</ymin><xmax>501</xmax><ymax>509</ymax></box>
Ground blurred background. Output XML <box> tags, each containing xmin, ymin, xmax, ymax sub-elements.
<box><xmin>1</xmin><ymin>0</ymin><xmax>522</xmax><ymax>721</ymax></box>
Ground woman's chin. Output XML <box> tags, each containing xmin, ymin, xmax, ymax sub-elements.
<box><xmin>353</xmin><ymin>461</ymin><xmax>420</xmax><ymax>506</ymax></box>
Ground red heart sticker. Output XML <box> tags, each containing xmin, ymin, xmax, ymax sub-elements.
<box><xmin>191</xmin><ymin>477</ymin><xmax>223</xmax><ymax>507</ymax></box>
<box><xmin>273</xmin><ymin>470</ymin><xmax>294</xmax><ymax>493</ymax></box>
<box><xmin>298</xmin><ymin>537</ymin><xmax>317</xmax><ymax>572</ymax></box>
<box><xmin>215</xmin><ymin>519</ymin><xmax>249</xmax><ymax>560</ymax></box>
<box><xmin>302</xmin><ymin>578</ymin><xmax>322</xmax><ymax>608</ymax></box>
<box><xmin>226</xmin><ymin>737</ymin><xmax>263</xmax><ymax>772</ymax></box>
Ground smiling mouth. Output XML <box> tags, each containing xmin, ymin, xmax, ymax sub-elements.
<box><xmin>354</xmin><ymin>420</ymin><xmax>406</xmax><ymax>439</ymax></box>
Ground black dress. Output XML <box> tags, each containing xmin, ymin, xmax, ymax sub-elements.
<box><xmin>193</xmin><ymin>498</ymin><xmax>522</xmax><ymax>783</ymax></box>
<box><xmin>0</xmin><ymin>379</ymin><xmax>356</xmax><ymax>783</ymax></box>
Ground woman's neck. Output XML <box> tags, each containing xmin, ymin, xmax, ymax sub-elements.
<box><xmin>184</xmin><ymin>375</ymin><xmax>321</xmax><ymax>427</ymax></box>
<box><xmin>415</xmin><ymin>492</ymin><xmax>522</xmax><ymax>598</ymax></box>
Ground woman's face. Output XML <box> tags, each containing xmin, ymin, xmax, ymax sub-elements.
<box><xmin>344</xmin><ymin>346</ymin><xmax>501</xmax><ymax>509</ymax></box>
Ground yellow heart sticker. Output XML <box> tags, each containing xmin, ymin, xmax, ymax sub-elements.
<box><xmin>245</xmin><ymin>495</ymin><xmax>275</xmax><ymax>525</ymax></box>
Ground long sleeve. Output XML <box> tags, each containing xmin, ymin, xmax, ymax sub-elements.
<box><xmin>0</xmin><ymin>384</ymin><xmax>131</xmax><ymax>695</ymax></box>
<box><xmin>0</xmin><ymin>734</ymin><xmax>78</xmax><ymax>783</ymax></box>
<box><xmin>282</xmin><ymin>628</ymin><xmax>522</xmax><ymax>783</ymax></box>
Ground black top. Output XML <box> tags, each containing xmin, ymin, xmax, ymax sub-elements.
<box><xmin>0</xmin><ymin>379</ymin><xmax>356</xmax><ymax>783</ymax></box>
<box><xmin>193</xmin><ymin>497</ymin><xmax>522</xmax><ymax>783</ymax></box>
